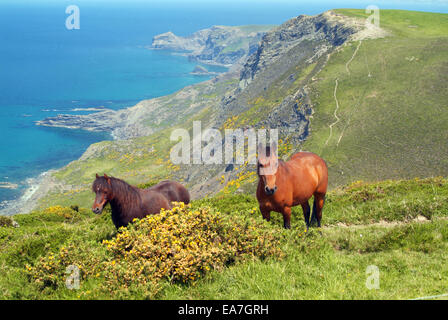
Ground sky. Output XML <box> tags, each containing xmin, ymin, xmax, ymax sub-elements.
<box><xmin>1</xmin><ymin>0</ymin><xmax>447</xmax><ymax>6</ymax></box>
<box><xmin>0</xmin><ymin>0</ymin><xmax>446</xmax><ymax>14</ymax></box>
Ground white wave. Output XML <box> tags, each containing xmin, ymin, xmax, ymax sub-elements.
<box><xmin>71</xmin><ymin>107</ymin><xmax>106</xmax><ymax>112</ymax></box>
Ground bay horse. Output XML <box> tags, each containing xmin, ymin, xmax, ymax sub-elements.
<box><xmin>92</xmin><ymin>174</ymin><xmax>190</xmax><ymax>229</ymax></box>
<box><xmin>256</xmin><ymin>143</ymin><xmax>328</xmax><ymax>230</ymax></box>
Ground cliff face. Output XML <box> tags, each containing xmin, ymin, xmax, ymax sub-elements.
<box><xmin>239</xmin><ymin>11</ymin><xmax>361</xmax><ymax>89</ymax></box>
<box><xmin>151</xmin><ymin>25</ymin><xmax>273</xmax><ymax>65</ymax></box>
<box><xmin>214</xmin><ymin>12</ymin><xmax>364</xmax><ymax>139</ymax></box>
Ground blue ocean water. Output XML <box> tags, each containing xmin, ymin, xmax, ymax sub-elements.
<box><xmin>0</xmin><ymin>0</ymin><xmax>446</xmax><ymax>211</ymax></box>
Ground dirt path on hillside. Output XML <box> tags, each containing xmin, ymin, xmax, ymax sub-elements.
<box><xmin>324</xmin><ymin>215</ymin><xmax>448</xmax><ymax>230</ymax></box>
<box><xmin>324</xmin><ymin>40</ymin><xmax>364</xmax><ymax>148</ymax></box>
<box><xmin>346</xmin><ymin>41</ymin><xmax>362</xmax><ymax>75</ymax></box>
<box><xmin>324</xmin><ymin>78</ymin><xmax>341</xmax><ymax>147</ymax></box>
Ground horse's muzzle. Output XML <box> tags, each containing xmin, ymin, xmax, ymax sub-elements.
<box><xmin>92</xmin><ymin>207</ymin><xmax>103</xmax><ymax>214</ymax></box>
<box><xmin>264</xmin><ymin>186</ymin><xmax>277</xmax><ymax>195</ymax></box>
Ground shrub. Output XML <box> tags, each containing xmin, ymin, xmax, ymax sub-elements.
<box><xmin>0</xmin><ymin>216</ymin><xmax>15</xmax><ymax>227</ymax></box>
<box><xmin>26</xmin><ymin>243</ymin><xmax>107</xmax><ymax>291</ymax></box>
<box><xmin>27</xmin><ymin>203</ymin><xmax>283</xmax><ymax>298</ymax></box>
<box><xmin>102</xmin><ymin>203</ymin><xmax>283</xmax><ymax>287</ymax></box>
<box><xmin>42</xmin><ymin>205</ymin><xmax>82</xmax><ymax>222</ymax></box>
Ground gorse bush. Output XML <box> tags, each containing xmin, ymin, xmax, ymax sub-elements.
<box><xmin>26</xmin><ymin>243</ymin><xmax>107</xmax><ymax>291</ymax></box>
<box><xmin>42</xmin><ymin>205</ymin><xmax>83</xmax><ymax>222</ymax></box>
<box><xmin>102</xmin><ymin>203</ymin><xmax>283</xmax><ymax>287</ymax></box>
<box><xmin>27</xmin><ymin>203</ymin><xmax>283</xmax><ymax>298</ymax></box>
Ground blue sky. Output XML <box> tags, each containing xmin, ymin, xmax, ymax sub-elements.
<box><xmin>0</xmin><ymin>0</ymin><xmax>446</xmax><ymax>13</ymax></box>
<box><xmin>1</xmin><ymin>0</ymin><xmax>447</xmax><ymax>5</ymax></box>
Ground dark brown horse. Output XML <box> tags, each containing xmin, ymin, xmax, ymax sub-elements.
<box><xmin>92</xmin><ymin>174</ymin><xmax>190</xmax><ymax>229</ymax></box>
<box><xmin>256</xmin><ymin>143</ymin><xmax>328</xmax><ymax>230</ymax></box>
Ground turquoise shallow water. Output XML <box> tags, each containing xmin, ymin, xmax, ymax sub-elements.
<box><xmin>0</xmin><ymin>0</ymin><xmax>446</xmax><ymax>211</ymax></box>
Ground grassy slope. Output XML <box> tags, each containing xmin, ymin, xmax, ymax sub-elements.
<box><xmin>1</xmin><ymin>177</ymin><xmax>447</xmax><ymax>299</ymax></box>
<box><xmin>303</xmin><ymin>10</ymin><xmax>448</xmax><ymax>187</ymax></box>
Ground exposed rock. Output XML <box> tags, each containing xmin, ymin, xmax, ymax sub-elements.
<box><xmin>239</xmin><ymin>11</ymin><xmax>367</xmax><ymax>90</ymax></box>
<box><xmin>36</xmin><ymin>70</ymin><xmax>241</xmax><ymax>140</ymax></box>
<box><xmin>190</xmin><ymin>65</ymin><xmax>218</xmax><ymax>76</ymax></box>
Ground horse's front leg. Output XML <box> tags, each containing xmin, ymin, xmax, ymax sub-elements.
<box><xmin>282</xmin><ymin>206</ymin><xmax>291</xmax><ymax>229</ymax></box>
<box><xmin>260</xmin><ymin>206</ymin><xmax>271</xmax><ymax>222</ymax></box>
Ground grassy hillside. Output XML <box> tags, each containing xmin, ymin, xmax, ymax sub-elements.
<box><xmin>1</xmin><ymin>177</ymin><xmax>447</xmax><ymax>299</ymax></box>
<box><xmin>303</xmin><ymin>9</ymin><xmax>448</xmax><ymax>186</ymax></box>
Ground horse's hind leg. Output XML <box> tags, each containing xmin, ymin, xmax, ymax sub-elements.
<box><xmin>301</xmin><ymin>202</ymin><xmax>311</xmax><ymax>232</ymax></box>
<box><xmin>312</xmin><ymin>193</ymin><xmax>326</xmax><ymax>228</ymax></box>
<box><xmin>310</xmin><ymin>198</ymin><xmax>318</xmax><ymax>226</ymax></box>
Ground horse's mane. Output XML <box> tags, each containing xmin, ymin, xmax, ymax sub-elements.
<box><xmin>93</xmin><ymin>176</ymin><xmax>142</xmax><ymax>212</ymax></box>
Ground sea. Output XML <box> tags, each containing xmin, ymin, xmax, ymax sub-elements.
<box><xmin>0</xmin><ymin>0</ymin><xmax>446</xmax><ymax>214</ymax></box>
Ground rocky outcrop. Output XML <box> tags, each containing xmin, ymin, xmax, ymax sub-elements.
<box><xmin>239</xmin><ymin>11</ymin><xmax>364</xmax><ymax>90</ymax></box>
<box><xmin>152</xmin><ymin>25</ymin><xmax>273</xmax><ymax>66</ymax></box>
<box><xmin>36</xmin><ymin>110</ymin><xmax>123</xmax><ymax>132</ymax></box>
<box><xmin>36</xmin><ymin>70</ymin><xmax>240</xmax><ymax>140</ymax></box>
<box><xmin>190</xmin><ymin>65</ymin><xmax>218</xmax><ymax>76</ymax></box>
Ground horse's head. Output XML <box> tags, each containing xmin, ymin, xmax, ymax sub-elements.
<box><xmin>92</xmin><ymin>173</ymin><xmax>113</xmax><ymax>214</ymax></box>
<box><xmin>257</xmin><ymin>142</ymin><xmax>279</xmax><ymax>196</ymax></box>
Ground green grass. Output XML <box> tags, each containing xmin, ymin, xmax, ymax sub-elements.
<box><xmin>336</xmin><ymin>9</ymin><xmax>448</xmax><ymax>38</ymax></box>
<box><xmin>1</xmin><ymin>177</ymin><xmax>447</xmax><ymax>299</ymax></box>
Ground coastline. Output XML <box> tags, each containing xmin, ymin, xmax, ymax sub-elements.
<box><xmin>0</xmin><ymin>170</ymin><xmax>59</xmax><ymax>216</ymax></box>
<box><xmin>2</xmin><ymin>69</ymin><xmax>230</xmax><ymax>216</ymax></box>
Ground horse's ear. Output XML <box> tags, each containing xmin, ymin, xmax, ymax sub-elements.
<box><xmin>96</xmin><ymin>173</ymin><xmax>100</xmax><ymax>179</ymax></box>
<box><xmin>104</xmin><ymin>174</ymin><xmax>111</xmax><ymax>185</ymax></box>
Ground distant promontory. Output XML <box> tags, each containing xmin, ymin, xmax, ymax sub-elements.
<box><xmin>150</xmin><ymin>25</ymin><xmax>274</xmax><ymax>66</ymax></box>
